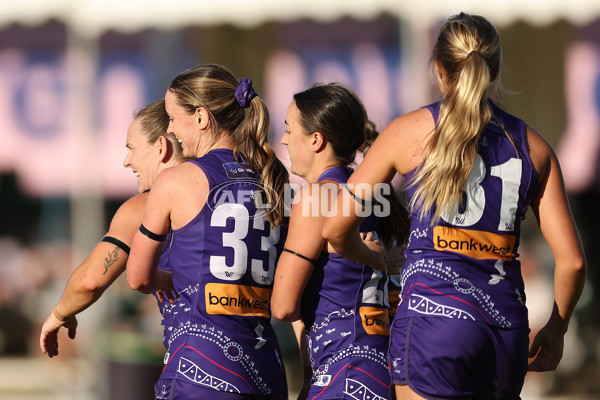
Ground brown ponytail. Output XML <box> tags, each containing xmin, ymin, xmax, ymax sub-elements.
<box><xmin>168</xmin><ymin>64</ymin><xmax>288</xmax><ymax>226</ymax></box>
<box><xmin>234</xmin><ymin>95</ymin><xmax>289</xmax><ymax>226</ymax></box>
<box><xmin>294</xmin><ymin>83</ymin><xmax>409</xmax><ymax>248</ymax></box>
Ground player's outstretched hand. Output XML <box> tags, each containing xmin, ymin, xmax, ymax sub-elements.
<box><xmin>40</xmin><ymin>312</ymin><xmax>78</xmax><ymax>358</ymax></box>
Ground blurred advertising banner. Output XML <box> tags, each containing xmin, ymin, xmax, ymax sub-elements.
<box><xmin>0</xmin><ymin>24</ymin><xmax>194</xmax><ymax>198</ymax></box>
<box><xmin>0</xmin><ymin>17</ymin><xmax>408</xmax><ymax>196</ymax></box>
<box><xmin>1</xmin><ymin>14</ymin><xmax>599</xmax><ymax>198</ymax></box>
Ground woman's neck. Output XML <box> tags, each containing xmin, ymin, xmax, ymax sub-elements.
<box><xmin>307</xmin><ymin>160</ymin><xmax>344</xmax><ymax>183</ymax></box>
<box><xmin>194</xmin><ymin>133</ymin><xmax>236</xmax><ymax>158</ymax></box>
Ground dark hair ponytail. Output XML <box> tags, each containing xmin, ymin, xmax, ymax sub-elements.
<box><xmin>294</xmin><ymin>83</ymin><xmax>409</xmax><ymax>247</ymax></box>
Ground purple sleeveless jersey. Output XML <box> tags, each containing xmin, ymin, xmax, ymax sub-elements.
<box><xmin>301</xmin><ymin>167</ymin><xmax>392</xmax><ymax>400</ymax></box>
<box><xmin>156</xmin><ymin>149</ymin><xmax>287</xmax><ymax>397</ymax></box>
<box><xmin>398</xmin><ymin>102</ymin><xmax>540</xmax><ymax>330</ymax></box>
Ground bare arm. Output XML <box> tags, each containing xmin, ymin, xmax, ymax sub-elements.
<box><xmin>40</xmin><ymin>193</ymin><xmax>147</xmax><ymax>357</ymax></box>
<box><xmin>126</xmin><ymin>171</ymin><xmax>174</xmax><ymax>293</ymax></box>
<box><xmin>526</xmin><ymin>126</ymin><xmax>587</xmax><ymax>372</ymax></box>
<box><xmin>271</xmin><ymin>185</ymin><xmax>324</xmax><ymax>322</ymax></box>
<box><xmin>323</xmin><ymin>109</ymin><xmax>430</xmax><ymax>269</ymax></box>
<box><xmin>291</xmin><ymin>319</ymin><xmax>312</xmax><ymax>400</ymax></box>
<box><xmin>127</xmin><ymin>163</ymin><xmax>207</xmax><ymax>293</ymax></box>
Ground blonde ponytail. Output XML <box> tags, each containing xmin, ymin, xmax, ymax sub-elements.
<box><xmin>408</xmin><ymin>13</ymin><xmax>502</xmax><ymax>223</ymax></box>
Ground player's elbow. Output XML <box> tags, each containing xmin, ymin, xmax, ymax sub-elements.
<box><xmin>571</xmin><ymin>253</ymin><xmax>587</xmax><ymax>278</ymax></box>
<box><xmin>127</xmin><ymin>273</ymin><xmax>150</xmax><ymax>292</ymax></box>
<box><xmin>80</xmin><ymin>272</ymin><xmax>106</xmax><ymax>295</ymax></box>
<box><xmin>322</xmin><ymin>223</ymin><xmax>345</xmax><ymax>250</ymax></box>
<box><xmin>560</xmin><ymin>251</ymin><xmax>587</xmax><ymax>276</ymax></box>
<box><xmin>556</xmin><ymin>251</ymin><xmax>587</xmax><ymax>292</ymax></box>
<box><xmin>271</xmin><ymin>302</ymin><xmax>300</xmax><ymax>323</ymax></box>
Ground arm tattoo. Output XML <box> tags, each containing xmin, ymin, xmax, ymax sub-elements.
<box><xmin>103</xmin><ymin>246</ymin><xmax>120</xmax><ymax>275</ymax></box>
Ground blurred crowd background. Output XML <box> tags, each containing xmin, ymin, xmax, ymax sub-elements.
<box><xmin>0</xmin><ymin>1</ymin><xmax>599</xmax><ymax>399</ymax></box>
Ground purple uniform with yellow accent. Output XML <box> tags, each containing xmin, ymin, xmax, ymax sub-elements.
<box><xmin>155</xmin><ymin>149</ymin><xmax>287</xmax><ymax>399</ymax></box>
<box><xmin>389</xmin><ymin>102</ymin><xmax>539</xmax><ymax>398</ymax></box>
<box><xmin>396</xmin><ymin>102</ymin><xmax>539</xmax><ymax>329</ymax></box>
<box><xmin>301</xmin><ymin>167</ymin><xmax>391</xmax><ymax>400</ymax></box>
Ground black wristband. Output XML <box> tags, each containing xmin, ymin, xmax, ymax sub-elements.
<box><xmin>139</xmin><ymin>224</ymin><xmax>167</xmax><ymax>242</ymax></box>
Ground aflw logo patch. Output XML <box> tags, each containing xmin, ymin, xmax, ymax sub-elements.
<box><xmin>205</xmin><ymin>283</ymin><xmax>271</xmax><ymax>318</ymax></box>
<box><xmin>433</xmin><ymin>226</ymin><xmax>516</xmax><ymax>260</ymax></box>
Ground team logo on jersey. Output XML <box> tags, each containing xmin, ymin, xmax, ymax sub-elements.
<box><xmin>360</xmin><ymin>306</ymin><xmax>390</xmax><ymax>335</ymax></box>
<box><xmin>223</xmin><ymin>162</ymin><xmax>255</xmax><ymax>179</ymax></box>
<box><xmin>206</xmin><ymin>283</ymin><xmax>271</xmax><ymax>318</ymax></box>
<box><xmin>433</xmin><ymin>226</ymin><xmax>516</xmax><ymax>260</ymax></box>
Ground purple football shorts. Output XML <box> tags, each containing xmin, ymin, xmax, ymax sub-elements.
<box><xmin>154</xmin><ymin>378</ymin><xmax>288</xmax><ymax>400</ymax></box>
<box><xmin>388</xmin><ymin>316</ymin><xmax>529</xmax><ymax>399</ymax></box>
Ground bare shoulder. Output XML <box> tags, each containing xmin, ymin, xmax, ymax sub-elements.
<box><xmin>119</xmin><ymin>191</ymin><xmax>149</xmax><ymax>213</ymax></box>
<box><xmin>293</xmin><ymin>182</ymin><xmax>320</xmax><ymax>210</ymax></box>
<box><xmin>291</xmin><ymin>181</ymin><xmax>335</xmax><ymax>221</ymax></box>
<box><xmin>295</xmin><ymin>180</ymin><xmax>338</xmax><ymax>202</ymax></box>
<box><xmin>382</xmin><ymin>108</ymin><xmax>433</xmax><ymax>137</ymax></box>
<box><xmin>156</xmin><ymin>161</ymin><xmax>203</xmax><ymax>184</ymax></box>
<box><xmin>379</xmin><ymin>107</ymin><xmax>434</xmax><ymax>174</ymax></box>
<box><xmin>153</xmin><ymin>161</ymin><xmax>208</xmax><ymax>197</ymax></box>
<box><xmin>525</xmin><ymin>125</ymin><xmax>554</xmax><ymax>181</ymax></box>
<box><xmin>286</xmin><ymin>182</ymin><xmax>327</xmax><ymax>254</ymax></box>
<box><xmin>106</xmin><ymin>192</ymin><xmax>149</xmax><ymax>245</ymax></box>
<box><xmin>150</xmin><ymin>160</ymin><xmax>210</xmax><ymax>229</ymax></box>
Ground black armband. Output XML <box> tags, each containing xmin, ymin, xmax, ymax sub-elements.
<box><xmin>101</xmin><ymin>236</ymin><xmax>131</xmax><ymax>255</ymax></box>
<box><xmin>283</xmin><ymin>248</ymin><xmax>318</xmax><ymax>265</ymax></box>
<box><xmin>343</xmin><ymin>184</ymin><xmax>371</xmax><ymax>207</ymax></box>
<box><xmin>139</xmin><ymin>224</ymin><xmax>167</xmax><ymax>242</ymax></box>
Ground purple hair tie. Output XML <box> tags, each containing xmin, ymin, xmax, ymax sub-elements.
<box><xmin>235</xmin><ymin>77</ymin><xmax>257</xmax><ymax>108</ymax></box>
